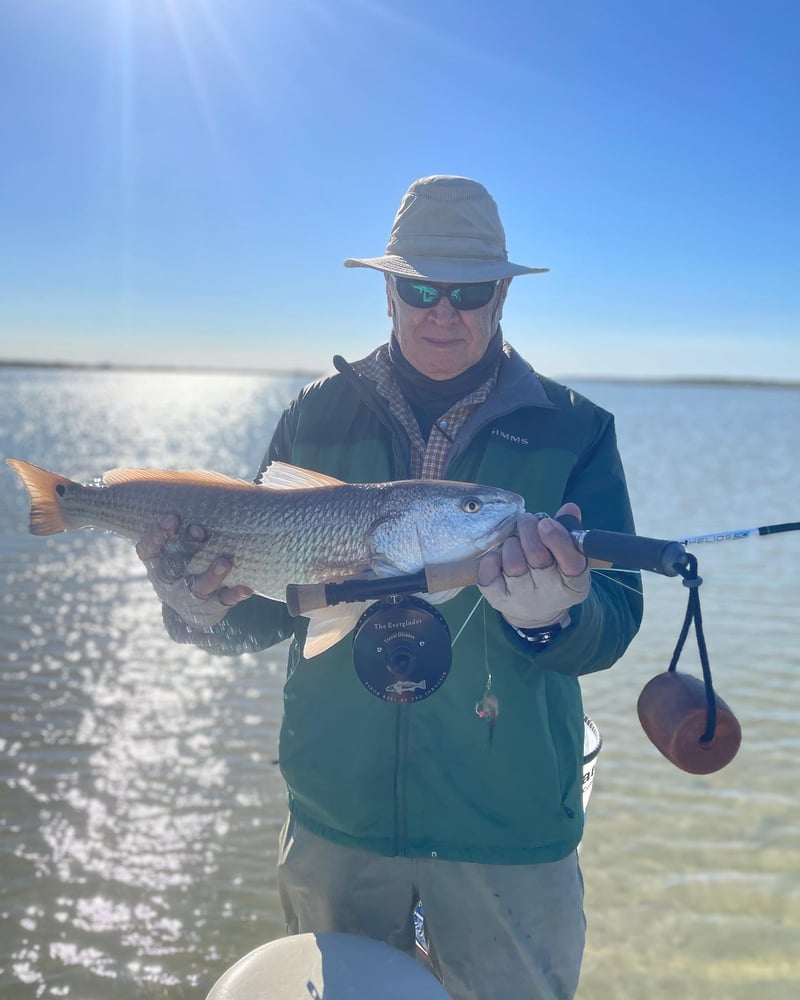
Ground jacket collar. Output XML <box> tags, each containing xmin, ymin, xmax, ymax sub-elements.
<box><xmin>494</xmin><ymin>341</ymin><xmax>557</xmax><ymax>411</ymax></box>
<box><xmin>335</xmin><ymin>336</ymin><xmax>556</xmax><ymax>412</ymax></box>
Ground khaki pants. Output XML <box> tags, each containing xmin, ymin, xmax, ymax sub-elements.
<box><xmin>277</xmin><ymin>815</ymin><xmax>585</xmax><ymax>1000</ymax></box>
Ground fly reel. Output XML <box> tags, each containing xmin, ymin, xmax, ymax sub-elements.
<box><xmin>352</xmin><ymin>595</ymin><xmax>452</xmax><ymax>704</ymax></box>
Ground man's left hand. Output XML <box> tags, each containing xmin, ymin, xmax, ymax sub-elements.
<box><xmin>476</xmin><ymin>503</ymin><xmax>590</xmax><ymax>629</ymax></box>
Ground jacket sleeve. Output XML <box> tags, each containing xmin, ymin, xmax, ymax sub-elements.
<box><xmin>159</xmin><ymin>403</ymin><xmax>301</xmax><ymax>656</ymax></box>
<box><xmin>499</xmin><ymin>412</ymin><xmax>643</xmax><ymax>676</ymax></box>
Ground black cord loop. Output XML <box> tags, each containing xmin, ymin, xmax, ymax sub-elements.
<box><xmin>667</xmin><ymin>553</ymin><xmax>717</xmax><ymax>744</ymax></box>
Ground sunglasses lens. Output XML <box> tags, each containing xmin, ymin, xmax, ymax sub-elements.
<box><xmin>395</xmin><ymin>278</ymin><xmax>497</xmax><ymax>310</ymax></box>
<box><xmin>395</xmin><ymin>280</ymin><xmax>441</xmax><ymax>308</ymax></box>
<box><xmin>453</xmin><ymin>281</ymin><xmax>497</xmax><ymax>310</ymax></box>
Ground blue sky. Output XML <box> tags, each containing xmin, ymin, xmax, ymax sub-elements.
<box><xmin>1</xmin><ymin>0</ymin><xmax>797</xmax><ymax>380</ymax></box>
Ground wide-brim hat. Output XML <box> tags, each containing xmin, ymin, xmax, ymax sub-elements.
<box><xmin>344</xmin><ymin>175</ymin><xmax>548</xmax><ymax>282</ymax></box>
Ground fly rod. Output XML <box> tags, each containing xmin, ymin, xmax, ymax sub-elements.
<box><xmin>675</xmin><ymin>521</ymin><xmax>800</xmax><ymax>545</ymax></box>
<box><xmin>285</xmin><ymin>518</ymin><xmax>679</xmax><ymax>615</ymax></box>
<box><xmin>556</xmin><ymin>518</ymin><xmax>800</xmax><ymax>577</ymax></box>
<box><xmin>285</xmin><ymin>519</ymin><xmax>800</xmax><ymax>615</ymax></box>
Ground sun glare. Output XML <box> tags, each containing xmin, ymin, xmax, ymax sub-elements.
<box><xmin>107</xmin><ymin>0</ymin><xmax>261</xmax><ymax>103</ymax></box>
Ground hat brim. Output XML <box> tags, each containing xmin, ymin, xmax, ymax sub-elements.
<box><xmin>343</xmin><ymin>255</ymin><xmax>548</xmax><ymax>282</ymax></box>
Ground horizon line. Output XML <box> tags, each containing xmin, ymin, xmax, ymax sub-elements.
<box><xmin>0</xmin><ymin>358</ymin><xmax>798</xmax><ymax>390</ymax></box>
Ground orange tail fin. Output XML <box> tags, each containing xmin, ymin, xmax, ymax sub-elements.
<box><xmin>6</xmin><ymin>459</ymin><xmax>75</xmax><ymax>535</ymax></box>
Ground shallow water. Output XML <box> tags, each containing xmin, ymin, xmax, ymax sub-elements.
<box><xmin>1</xmin><ymin>368</ymin><xmax>798</xmax><ymax>998</ymax></box>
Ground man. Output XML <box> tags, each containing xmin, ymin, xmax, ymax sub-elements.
<box><xmin>137</xmin><ymin>176</ymin><xmax>643</xmax><ymax>999</ymax></box>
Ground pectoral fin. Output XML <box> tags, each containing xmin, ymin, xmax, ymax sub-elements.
<box><xmin>302</xmin><ymin>602</ymin><xmax>372</xmax><ymax>658</ymax></box>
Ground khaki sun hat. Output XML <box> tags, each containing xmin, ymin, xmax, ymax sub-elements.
<box><xmin>344</xmin><ymin>175</ymin><xmax>548</xmax><ymax>282</ymax></box>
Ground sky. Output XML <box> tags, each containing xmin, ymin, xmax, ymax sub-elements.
<box><xmin>0</xmin><ymin>0</ymin><xmax>797</xmax><ymax>381</ymax></box>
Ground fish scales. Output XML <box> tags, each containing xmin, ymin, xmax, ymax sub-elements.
<box><xmin>19</xmin><ymin>478</ymin><xmax>389</xmax><ymax>597</ymax></box>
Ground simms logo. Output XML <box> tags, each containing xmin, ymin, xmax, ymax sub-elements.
<box><xmin>491</xmin><ymin>427</ymin><xmax>529</xmax><ymax>447</ymax></box>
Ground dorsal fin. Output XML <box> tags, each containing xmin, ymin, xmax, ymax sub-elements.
<box><xmin>101</xmin><ymin>462</ymin><xmax>345</xmax><ymax>491</ymax></box>
<box><xmin>257</xmin><ymin>461</ymin><xmax>345</xmax><ymax>490</ymax></box>
<box><xmin>102</xmin><ymin>468</ymin><xmax>258</xmax><ymax>489</ymax></box>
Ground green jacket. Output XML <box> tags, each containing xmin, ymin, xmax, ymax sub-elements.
<box><xmin>179</xmin><ymin>344</ymin><xmax>643</xmax><ymax>864</ymax></box>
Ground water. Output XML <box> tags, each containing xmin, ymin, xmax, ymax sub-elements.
<box><xmin>1</xmin><ymin>367</ymin><xmax>798</xmax><ymax>999</ymax></box>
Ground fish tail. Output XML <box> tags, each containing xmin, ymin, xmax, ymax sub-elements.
<box><xmin>6</xmin><ymin>459</ymin><xmax>76</xmax><ymax>535</ymax></box>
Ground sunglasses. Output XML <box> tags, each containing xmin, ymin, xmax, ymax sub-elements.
<box><xmin>394</xmin><ymin>277</ymin><xmax>499</xmax><ymax>311</ymax></box>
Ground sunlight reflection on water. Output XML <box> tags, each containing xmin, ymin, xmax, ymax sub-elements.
<box><xmin>1</xmin><ymin>369</ymin><xmax>798</xmax><ymax>999</ymax></box>
<box><xmin>2</xmin><ymin>369</ymin><xmax>305</xmax><ymax>998</ymax></box>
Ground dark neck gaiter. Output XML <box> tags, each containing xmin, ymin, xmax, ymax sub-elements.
<box><xmin>388</xmin><ymin>330</ymin><xmax>502</xmax><ymax>440</ymax></box>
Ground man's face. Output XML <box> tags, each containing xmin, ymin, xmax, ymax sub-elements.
<box><xmin>386</xmin><ymin>276</ymin><xmax>510</xmax><ymax>381</ymax></box>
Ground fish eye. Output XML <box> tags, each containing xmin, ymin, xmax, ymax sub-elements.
<box><xmin>462</xmin><ymin>497</ymin><xmax>483</xmax><ymax>514</ymax></box>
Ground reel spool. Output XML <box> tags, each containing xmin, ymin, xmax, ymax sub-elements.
<box><xmin>352</xmin><ymin>595</ymin><xmax>452</xmax><ymax>704</ymax></box>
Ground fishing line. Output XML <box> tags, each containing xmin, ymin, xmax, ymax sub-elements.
<box><xmin>590</xmin><ymin>567</ymin><xmax>645</xmax><ymax>597</ymax></box>
<box><xmin>450</xmin><ymin>593</ymin><xmax>484</xmax><ymax>646</ymax></box>
<box><xmin>449</xmin><ymin>595</ymin><xmax>498</xmax><ymax>735</ymax></box>
<box><xmin>475</xmin><ymin>600</ymin><xmax>499</xmax><ymax>738</ymax></box>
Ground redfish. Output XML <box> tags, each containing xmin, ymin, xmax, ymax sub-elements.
<box><xmin>7</xmin><ymin>459</ymin><xmax>524</xmax><ymax>656</ymax></box>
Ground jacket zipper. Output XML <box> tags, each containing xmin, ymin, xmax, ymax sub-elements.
<box><xmin>392</xmin><ymin>706</ymin><xmax>410</xmax><ymax>855</ymax></box>
<box><xmin>334</xmin><ymin>355</ymin><xmax>414</xmax><ymax>853</ymax></box>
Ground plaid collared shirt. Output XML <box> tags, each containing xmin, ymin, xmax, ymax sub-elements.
<box><xmin>351</xmin><ymin>343</ymin><xmax>499</xmax><ymax>479</ymax></box>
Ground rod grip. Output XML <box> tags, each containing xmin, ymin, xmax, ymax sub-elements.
<box><xmin>286</xmin><ymin>582</ymin><xmax>328</xmax><ymax>617</ymax></box>
<box><xmin>423</xmin><ymin>559</ymin><xmax>480</xmax><ymax>592</ymax></box>
<box><xmin>579</xmin><ymin>529</ymin><xmax>688</xmax><ymax>576</ymax></box>
<box><xmin>285</xmin><ymin>558</ymin><xmax>481</xmax><ymax>616</ymax></box>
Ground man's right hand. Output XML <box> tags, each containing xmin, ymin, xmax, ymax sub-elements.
<box><xmin>135</xmin><ymin>514</ymin><xmax>253</xmax><ymax>630</ymax></box>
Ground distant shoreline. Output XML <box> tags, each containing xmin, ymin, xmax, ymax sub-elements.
<box><xmin>0</xmin><ymin>358</ymin><xmax>797</xmax><ymax>390</ymax></box>
<box><xmin>0</xmin><ymin>358</ymin><xmax>317</xmax><ymax>379</ymax></box>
